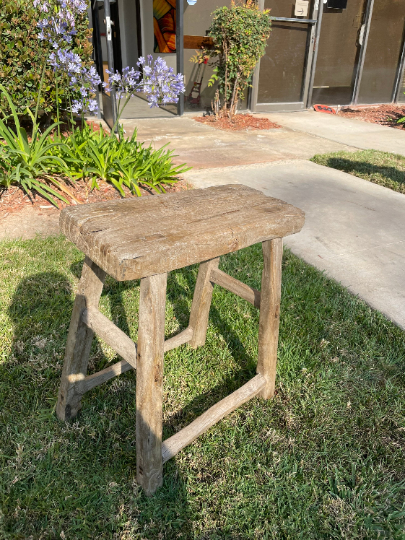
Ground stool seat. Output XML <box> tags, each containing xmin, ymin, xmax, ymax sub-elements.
<box><xmin>60</xmin><ymin>185</ymin><xmax>305</xmax><ymax>281</ymax></box>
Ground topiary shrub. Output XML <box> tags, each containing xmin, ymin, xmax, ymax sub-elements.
<box><xmin>0</xmin><ymin>0</ymin><xmax>92</xmax><ymax>120</ymax></box>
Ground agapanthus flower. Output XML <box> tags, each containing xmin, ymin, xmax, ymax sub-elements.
<box><xmin>103</xmin><ymin>66</ymin><xmax>143</xmax><ymax>102</ymax></box>
<box><xmin>35</xmin><ymin>0</ymin><xmax>87</xmax><ymax>48</ymax></box>
<box><xmin>48</xmin><ymin>47</ymin><xmax>102</xmax><ymax>114</ymax></box>
<box><xmin>104</xmin><ymin>56</ymin><xmax>185</xmax><ymax>109</ymax></box>
<box><xmin>139</xmin><ymin>56</ymin><xmax>185</xmax><ymax>108</ymax></box>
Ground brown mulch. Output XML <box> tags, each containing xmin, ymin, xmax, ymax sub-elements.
<box><xmin>0</xmin><ymin>178</ymin><xmax>189</xmax><ymax>216</ymax></box>
<box><xmin>338</xmin><ymin>104</ymin><xmax>405</xmax><ymax>129</ymax></box>
<box><xmin>194</xmin><ymin>113</ymin><xmax>281</xmax><ymax>131</ymax></box>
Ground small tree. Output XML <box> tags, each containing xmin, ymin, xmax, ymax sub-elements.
<box><xmin>204</xmin><ymin>0</ymin><xmax>271</xmax><ymax>119</ymax></box>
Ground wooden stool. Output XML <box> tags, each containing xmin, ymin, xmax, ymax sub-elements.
<box><xmin>56</xmin><ymin>185</ymin><xmax>304</xmax><ymax>496</ymax></box>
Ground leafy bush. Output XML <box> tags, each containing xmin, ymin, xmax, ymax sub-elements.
<box><xmin>0</xmin><ymin>85</ymin><xmax>71</xmax><ymax>205</ymax></box>
<box><xmin>0</xmin><ymin>0</ymin><xmax>92</xmax><ymax>119</ymax></box>
<box><xmin>199</xmin><ymin>0</ymin><xmax>272</xmax><ymax>118</ymax></box>
<box><xmin>58</xmin><ymin>124</ymin><xmax>191</xmax><ymax>196</ymax></box>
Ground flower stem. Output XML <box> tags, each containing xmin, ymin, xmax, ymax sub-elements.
<box><xmin>55</xmin><ymin>71</ymin><xmax>61</xmax><ymax>137</ymax></box>
<box><xmin>34</xmin><ymin>62</ymin><xmax>47</xmax><ymax>127</ymax></box>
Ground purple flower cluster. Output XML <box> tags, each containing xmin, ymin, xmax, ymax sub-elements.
<box><xmin>49</xmin><ymin>49</ymin><xmax>101</xmax><ymax>114</ymax></box>
<box><xmin>34</xmin><ymin>0</ymin><xmax>87</xmax><ymax>48</ymax></box>
<box><xmin>104</xmin><ymin>66</ymin><xmax>143</xmax><ymax>102</ymax></box>
<box><xmin>104</xmin><ymin>56</ymin><xmax>185</xmax><ymax>109</ymax></box>
<box><xmin>36</xmin><ymin>0</ymin><xmax>101</xmax><ymax>115</ymax></box>
<box><xmin>140</xmin><ymin>56</ymin><xmax>186</xmax><ymax>108</ymax></box>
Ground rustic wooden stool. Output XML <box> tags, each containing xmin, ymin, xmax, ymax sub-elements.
<box><xmin>56</xmin><ymin>185</ymin><xmax>304</xmax><ymax>495</ymax></box>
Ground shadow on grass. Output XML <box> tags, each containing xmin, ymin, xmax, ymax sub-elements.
<box><xmin>1</xmin><ymin>269</ymin><xmax>194</xmax><ymax>539</ymax></box>
<box><xmin>320</xmin><ymin>157</ymin><xmax>405</xmax><ymax>189</ymax></box>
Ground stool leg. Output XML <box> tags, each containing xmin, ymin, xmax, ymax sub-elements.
<box><xmin>189</xmin><ymin>257</ymin><xmax>220</xmax><ymax>348</ymax></box>
<box><xmin>56</xmin><ymin>257</ymin><xmax>106</xmax><ymax>421</ymax></box>
<box><xmin>257</xmin><ymin>238</ymin><xmax>283</xmax><ymax>399</ymax></box>
<box><xmin>136</xmin><ymin>272</ymin><xmax>167</xmax><ymax>496</ymax></box>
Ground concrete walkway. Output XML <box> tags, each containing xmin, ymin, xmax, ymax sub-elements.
<box><xmin>121</xmin><ymin>114</ymin><xmax>354</xmax><ymax>169</ymax></box>
<box><xmin>260</xmin><ymin>111</ymin><xmax>405</xmax><ymax>156</ymax></box>
<box><xmin>184</xmin><ymin>160</ymin><xmax>405</xmax><ymax>330</ymax></box>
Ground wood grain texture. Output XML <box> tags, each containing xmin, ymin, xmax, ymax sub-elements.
<box><xmin>189</xmin><ymin>258</ymin><xmax>220</xmax><ymax>348</ymax></box>
<box><xmin>56</xmin><ymin>257</ymin><xmax>106</xmax><ymax>421</ymax></box>
<box><xmin>162</xmin><ymin>374</ymin><xmax>266</xmax><ymax>463</ymax></box>
<box><xmin>164</xmin><ymin>327</ymin><xmax>194</xmax><ymax>352</ymax></box>
<box><xmin>210</xmin><ymin>267</ymin><xmax>261</xmax><ymax>308</ymax></box>
<box><xmin>82</xmin><ymin>307</ymin><xmax>137</xmax><ymax>369</ymax></box>
<box><xmin>60</xmin><ymin>185</ymin><xmax>305</xmax><ymax>281</ymax></box>
<box><xmin>136</xmin><ymin>273</ymin><xmax>167</xmax><ymax>496</ymax></box>
<box><xmin>256</xmin><ymin>238</ymin><xmax>283</xmax><ymax>399</ymax></box>
<box><xmin>76</xmin><ymin>360</ymin><xmax>133</xmax><ymax>394</ymax></box>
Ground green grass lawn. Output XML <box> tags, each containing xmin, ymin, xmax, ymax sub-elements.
<box><xmin>0</xmin><ymin>236</ymin><xmax>404</xmax><ymax>539</ymax></box>
<box><xmin>311</xmin><ymin>150</ymin><xmax>405</xmax><ymax>195</ymax></box>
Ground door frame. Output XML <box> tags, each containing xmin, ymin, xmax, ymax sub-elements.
<box><xmin>351</xmin><ymin>0</ymin><xmax>374</xmax><ymax>105</ymax></box>
<box><xmin>393</xmin><ymin>26</ymin><xmax>405</xmax><ymax>103</ymax></box>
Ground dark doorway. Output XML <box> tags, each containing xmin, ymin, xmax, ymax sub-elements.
<box><xmin>312</xmin><ymin>0</ymin><xmax>367</xmax><ymax>105</ymax></box>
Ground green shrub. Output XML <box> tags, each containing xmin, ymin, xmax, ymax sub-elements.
<box><xmin>58</xmin><ymin>123</ymin><xmax>191</xmax><ymax>197</ymax></box>
<box><xmin>0</xmin><ymin>85</ymin><xmax>70</xmax><ymax>205</ymax></box>
<box><xmin>202</xmin><ymin>0</ymin><xmax>272</xmax><ymax>117</ymax></box>
<box><xmin>0</xmin><ymin>0</ymin><xmax>92</xmax><ymax>119</ymax></box>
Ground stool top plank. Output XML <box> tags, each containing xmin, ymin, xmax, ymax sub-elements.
<box><xmin>60</xmin><ymin>185</ymin><xmax>305</xmax><ymax>281</ymax></box>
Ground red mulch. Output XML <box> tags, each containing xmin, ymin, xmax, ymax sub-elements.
<box><xmin>194</xmin><ymin>113</ymin><xmax>281</xmax><ymax>131</ymax></box>
<box><xmin>0</xmin><ymin>178</ymin><xmax>189</xmax><ymax>216</ymax></box>
<box><xmin>338</xmin><ymin>104</ymin><xmax>405</xmax><ymax>129</ymax></box>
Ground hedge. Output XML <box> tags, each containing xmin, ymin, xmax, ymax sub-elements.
<box><xmin>0</xmin><ymin>0</ymin><xmax>92</xmax><ymax>119</ymax></box>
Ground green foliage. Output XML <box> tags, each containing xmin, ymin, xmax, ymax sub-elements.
<box><xmin>0</xmin><ymin>0</ymin><xmax>92</xmax><ymax>119</ymax></box>
<box><xmin>0</xmin><ymin>85</ymin><xmax>70</xmax><ymax>205</ymax></box>
<box><xmin>57</xmin><ymin>124</ymin><xmax>191</xmax><ymax>196</ymax></box>
<box><xmin>204</xmin><ymin>0</ymin><xmax>272</xmax><ymax>116</ymax></box>
<box><xmin>0</xmin><ymin>85</ymin><xmax>189</xmax><ymax>204</ymax></box>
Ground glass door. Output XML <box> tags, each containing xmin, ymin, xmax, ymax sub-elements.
<box><xmin>251</xmin><ymin>0</ymin><xmax>317</xmax><ymax>112</ymax></box>
<box><xmin>357</xmin><ymin>0</ymin><xmax>405</xmax><ymax>104</ymax></box>
<box><xmin>312</xmin><ymin>0</ymin><xmax>367</xmax><ymax>105</ymax></box>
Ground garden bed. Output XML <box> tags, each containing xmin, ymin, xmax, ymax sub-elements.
<box><xmin>0</xmin><ymin>178</ymin><xmax>189</xmax><ymax>215</ymax></box>
<box><xmin>194</xmin><ymin>113</ymin><xmax>281</xmax><ymax>131</ymax></box>
<box><xmin>338</xmin><ymin>104</ymin><xmax>405</xmax><ymax>129</ymax></box>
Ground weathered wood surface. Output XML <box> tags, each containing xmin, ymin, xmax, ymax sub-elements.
<box><xmin>164</xmin><ymin>326</ymin><xmax>194</xmax><ymax>352</ymax></box>
<box><xmin>82</xmin><ymin>307</ymin><xmax>137</xmax><ymax>369</ymax></box>
<box><xmin>189</xmin><ymin>258</ymin><xmax>220</xmax><ymax>348</ymax></box>
<box><xmin>60</xmin><ymin>185</ymin><xmax>305</xmax><ymax>281</ymax></box>
<box><xmin>73</xmin><ymin>327</ymin><xmax>193</xmax><ymax>395</ymax></box>
<box><xmin>256</xmin><ymin>238</ymin><xmax>283</xmax><ymax>399</ymax></box>
<box><xmin>76</xmin><ymin>359</ymin><xmax>133</xmax><ymax>394</ymax></box>
<box><xmin>210</xmin><ymin>267</ymin><xmax>261</xmax><ymax>308</ymax></box>
<box><xmin>136</xmin><ymin>273</ymin><xmax>167</xmax><ymax>496</ymax></box>
<box><xmin>161</xmin><ymin>374</ymin><xmax>266</xmax><ymax>463</ymax></box>
<box><xmin>56</xmin><ymin>257</ymin><xmax>106</xmax><ymax>421</ymax></box>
